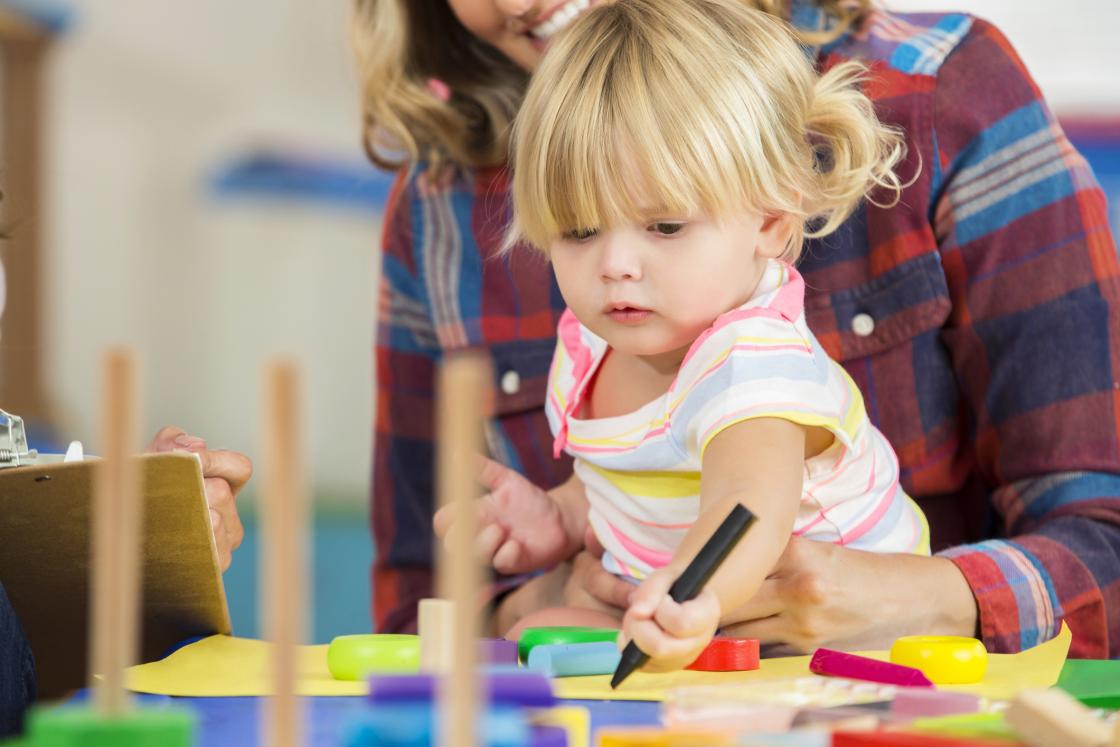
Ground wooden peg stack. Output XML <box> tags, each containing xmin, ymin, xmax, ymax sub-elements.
<box><xmin>435</xmin><ymin>351</ymin><xmax>490</xmax><ymax>747</ymax></box>
<box><xmin>24</xmin><ymin>349</ymin><xmax>194</xmax><ymax>745</ymax></box>
<box><xmin>261</xmin><ymin>360</ymin><xmax>308</xmax><ymax>747</ymax></box>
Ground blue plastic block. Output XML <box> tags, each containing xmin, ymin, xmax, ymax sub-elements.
<box><xmin>340</xmin><ymin>703</ymin><xmax>528</xmax><ymax>747</ymax></box>
<box><xmin>526</xmin><ymin>642</ymin><xmax>621</xmax><ymax>678</ymax></box>
<box><xmin>368</xmin><ymin>671</ymin><xmax>555</xmax><ymax>708</ymax></box>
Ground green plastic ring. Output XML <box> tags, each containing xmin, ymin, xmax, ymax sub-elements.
<box><xmin>517</xmin><ymin>627</ymin><xmax>619</xmax><ymax>663</ymax></box>
<box><xmin>27</xmin><ymin>705</ymin><xmax>195</xmax><ymax>747</ymax></box>
<box><xmin>327</xmin><ymin>633</ymin><xmax>420</xmax><ymax>680</ymax></box>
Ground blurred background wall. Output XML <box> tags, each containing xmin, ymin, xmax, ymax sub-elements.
<box><xmin>0</xmin><ymin>0</ymin><xmax>1117</xmax><ymax>643</ymax></box>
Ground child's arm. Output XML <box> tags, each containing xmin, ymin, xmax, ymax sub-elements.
<box><xmin>434</xmin><ymin>457</ymin><xmax>590</xmax><ymax>574</ymax></box>
<box><xmin>620</xmin><ymin>417</ymin><xmax>807</xmax><ymax>671</ymax></box>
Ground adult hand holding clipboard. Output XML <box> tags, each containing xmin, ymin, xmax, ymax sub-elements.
<box><xmin>146</xmin><ymin>427</ymin><xmax>252</xmax><ymax>571</ymax></box>
<box><xmin>0</xmin><ymin>410</ymin><xmax>243</xmax><ymax>697</ymax></box>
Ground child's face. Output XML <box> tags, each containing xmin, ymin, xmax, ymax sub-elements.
<box><xmin>447</xmin><ymin>0</ymin><xmax>609</xmax><ymax>72</ymax></box>
<box><xmin>549</xmin><ymin>210</ymin><xmax>789</xmax><ymax>368</ymax></box>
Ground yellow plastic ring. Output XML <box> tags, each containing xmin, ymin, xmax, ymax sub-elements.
<box><xmin>889</xmin><ymin>635</ymin><xmax>988</xmax><ymax>684</ymax></box>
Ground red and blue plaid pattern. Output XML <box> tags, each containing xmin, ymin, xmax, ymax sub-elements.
<box><xmin>371</xmin><ymin>7</ymin><xmax>1120</xmax><ymax>656</ymax></box>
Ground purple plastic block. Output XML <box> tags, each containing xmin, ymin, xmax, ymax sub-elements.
<box><xmin>530</xmin><ymin>725</ymin><xmax>568</xmax><ymax>747</ymax></box>
<box><xmin>891</xmin><ymin>688</ymin><xmax>980</xmax><ymax>718</ymax></box>
<box><xmin>809</xmin><ymin>649</ymin><xmax>933</xmax><ymax>688</ymax></box>
<box><xmin>479</xmin><ymin>638</ymin><xmax>519</xmax><ymax>666</ymax></box>
<box><xmin>368</xmin><ymin>672</ymin><xmax>556</xmax><ymax>708</ymax></box>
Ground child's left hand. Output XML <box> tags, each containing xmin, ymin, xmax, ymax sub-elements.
<box><xmin>619</xmin><ymin>567</ymin><xmax>721</xmax><ymax>673</ymax></box>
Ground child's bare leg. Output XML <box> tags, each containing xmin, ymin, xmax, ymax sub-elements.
<box><xmin>490</xmin><ymin>562</ymin><xmax>573</xmax><ymax>636</ymax></box>
<box><xmin>491</xmin><ymin>553</ymin><xmax>631</xmax><ymax>637</ymax></box>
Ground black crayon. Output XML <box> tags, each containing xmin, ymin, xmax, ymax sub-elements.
<box><xmin>610</xmin><ymin>503</ymin><xmax>758</xmax><ymax>689</ymax></box>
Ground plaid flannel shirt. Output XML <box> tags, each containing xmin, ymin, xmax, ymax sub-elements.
<box><xmin>371</xmin><ymin>5</ymin><xmax>1120</xmax><ymax>657</ymax></box>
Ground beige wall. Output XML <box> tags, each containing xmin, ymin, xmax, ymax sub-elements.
<box><xmin>42</xmin><ymin>0</ymin><xmax>378</xmax><ymax>505</ymax></box>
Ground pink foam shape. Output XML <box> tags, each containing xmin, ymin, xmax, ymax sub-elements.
<box><xmin>809</xmin><ymin>648</ymin><xmax>934</xmax><ymax>688</ymax></box>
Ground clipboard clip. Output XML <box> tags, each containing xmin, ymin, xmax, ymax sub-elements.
<box><xmin>0</xmin><ymin>408</ymin><xmax>83</xmax><ymax>468</ymax></box>
<box><xmin>0</xmin><ymin>408</ymin><xmax>37</xmax><ymax>466</ymax></box>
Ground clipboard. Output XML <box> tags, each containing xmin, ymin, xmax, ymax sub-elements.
<box><xmin>0</xmin><ymin>414</ymin><xmax>232</xmax><ymax>698</ymax></box>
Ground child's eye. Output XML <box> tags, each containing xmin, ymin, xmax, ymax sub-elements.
<box><xmin>561</xmin><ymin>227</ymin><xmax>598</xmax><ymax>242</ymax></box>
<box><xmin>648</xmin><ymin>222</ymin><xmax>686</xmax><ymax>236</ymax></box>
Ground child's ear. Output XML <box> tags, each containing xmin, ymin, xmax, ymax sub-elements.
<box><xmin>756</xmin><ymin>213</ymin><xmax>796</xmax><ymax>260</ymax></box>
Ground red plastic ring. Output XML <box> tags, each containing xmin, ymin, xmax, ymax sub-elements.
<box><xmin>685</xmin><ymin>637</ymin><xmax>760</xmax><ymax>672</ymax></box>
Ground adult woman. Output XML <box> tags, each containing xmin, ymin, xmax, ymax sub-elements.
<box><xmin>356</xmin><ymin>0</ymin><xmax>1120</xmax><ymax>658</ymax></box>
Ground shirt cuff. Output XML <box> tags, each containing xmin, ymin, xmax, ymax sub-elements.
<box><xmin>938</xmin><ymin>539</ymin><xmax>1061</xmax><ymax>654</ymax></box>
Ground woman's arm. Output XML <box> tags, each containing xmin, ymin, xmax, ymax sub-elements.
<box><xmin>927</xmin><ymin>18</ymin><xmax>1120</xmax><ymax>658</ymax></box>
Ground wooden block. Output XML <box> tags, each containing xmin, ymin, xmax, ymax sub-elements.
<box><xmin>418</xmin><ymin>598</ymin><xmax>455</xmax><ymax>674</ymax></box>
<box><xmin>1005</xmin><ymin>689</ymin><xmax>1112</xmax><ymax>747</ymax></box>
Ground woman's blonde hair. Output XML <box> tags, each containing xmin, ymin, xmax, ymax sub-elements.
<box><xmin>352</xmin><ymin>0</ymin><xmax>871</xmax><ymax>172</ymax></box>
<box><xmin>507</xmin><ymin>0</ymin><xmax>904</xmax><ymax>260</ymax></box>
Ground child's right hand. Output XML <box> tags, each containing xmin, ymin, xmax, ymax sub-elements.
<box><xmin>433</xmin><ymin>457</ymin><xmax>577</xmax><ymax>574</ymax></box>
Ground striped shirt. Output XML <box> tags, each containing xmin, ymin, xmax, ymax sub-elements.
<box><xmin>545</xmin><ymin>260</ymin><xmax>930</xmax><ymax>581</ymax></box>
<box><xmin>370</xmin><ymin>4</ymin><xmax>1120</xmax><ymax>657</ymax></box>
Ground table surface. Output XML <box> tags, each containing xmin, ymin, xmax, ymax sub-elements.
<box><xmin>69</xmin><ymin>658</ymin><xmax>1117</xmax><ymax>746</ymax></box>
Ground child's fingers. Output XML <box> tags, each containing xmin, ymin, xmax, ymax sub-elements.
<box><xmin>653</xmin><ymin>589</ymin><xmax>720</xmax><ymax>639</ymax></box>
<box><xmin>628</xmin><ymin>569</ymin><xmax>675</xmax><ymax>617</ymax></box>
<box><xmin>492</xmin><ymin>538</ymin><xmax>528</xmax><ymax>573</ymax></box>
<box><xmin>435</xmin><ymin>490</ymin><xmax>504</xmax><ymax>542</ymax></box>
<box><xmin>432</xmin><ymin>502</ymin><xmax>454</xmax><ymax>538</ymax></box>
<box><xmin>626</xmin><ymin>616</ymin><xmax>703</xmax><ymax>667</ymax></box>
<box><xmin>476</xmin><ymin>455</ymin><xmax>512</xmax><ymax>492</ymax></box>
<box><xmin>473</xmin><ymin>522</ymin><xmax>508</xmax><ymax>563</ymax></box>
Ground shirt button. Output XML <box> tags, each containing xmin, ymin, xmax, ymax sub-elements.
<box><xmin>851</xmin><ymin>313</ymin><xmax>875</xmax><ymax>337</ymax></box>
<box><xmin>500</xmin><ymin>370</ymin><xmax>521</xmax><ymax>395</ymax></box>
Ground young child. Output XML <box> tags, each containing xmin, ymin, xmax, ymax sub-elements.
<box><xmin>437</xmin><ymin>0</ymin><xmax>929</xmax><ymax>671</ymax></box>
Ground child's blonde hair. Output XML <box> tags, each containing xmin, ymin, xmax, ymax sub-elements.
<box><xmin>352</xmin><ymin>0</ymin><xmax>872</xmax><ymax>172</ymax></box>
<box><xmin>508</xmin><ymin>0</ymin><xmax>905</xmax><ymax>260</ymax></box>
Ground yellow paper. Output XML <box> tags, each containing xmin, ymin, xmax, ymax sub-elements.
<box><xmin>126</xmin><ymin>623</ymin><xmax>1070</xmax><ymax>701</ymax></box>
<box><xmin>555</xmin><ymin>623</ymin><xmax>1072</xmax><ymax>702</ymax></box>
<box><xmin>126</xmin><ymin>635</ymin><xmax>365</xmax><ymax>697</ymax></box>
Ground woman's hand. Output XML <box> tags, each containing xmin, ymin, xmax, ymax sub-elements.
<box><xmin>146</xmin><ymin>426</ymin><xmax>252</xmax><ymax>572</ymax></box>
<box><xmin>618</xmin><ymin>567</ymin><xmax>720</xmax><ymax>673</ymax></box>
<box><xmin>718</xmin><ymin>537</ymin><xmax>979</xmax><ymax>653</ymax></box>
<box><xmin>571</xmin><ymin>535</ymin><xmax>979</xmax><ymax>654</ymax></box>
<box><xmin>433</xmin><ymin>457</ymin><xmax>579</xmax><ymax>574</ymax></box>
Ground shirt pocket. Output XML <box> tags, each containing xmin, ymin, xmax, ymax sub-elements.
<box><xmin>804</xmin><ymin>252</ymin><xmax>952</xmax><ymax>362</ymax></box>
<box><xmin>484</xmin><ymin>336</ymin><xmax>558</xmax><ymax>417</ymax></box>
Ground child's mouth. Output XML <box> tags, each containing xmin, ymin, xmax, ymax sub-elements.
<box><xmin>606</xmin><ymin>306</ymin><xmax>653</xmax><ymax>324</ymax></box>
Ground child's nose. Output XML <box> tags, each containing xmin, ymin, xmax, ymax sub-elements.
<box><xmin>599</xmin><ymin>238</ymin><xmax>642</xmax><ymax>282</ymax></box>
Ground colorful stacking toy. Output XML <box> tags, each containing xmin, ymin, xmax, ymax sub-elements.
<box><xmin>23</xmin><ymin>351</ymin><xmax>195</xmax><ymax>746</ymax></box>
